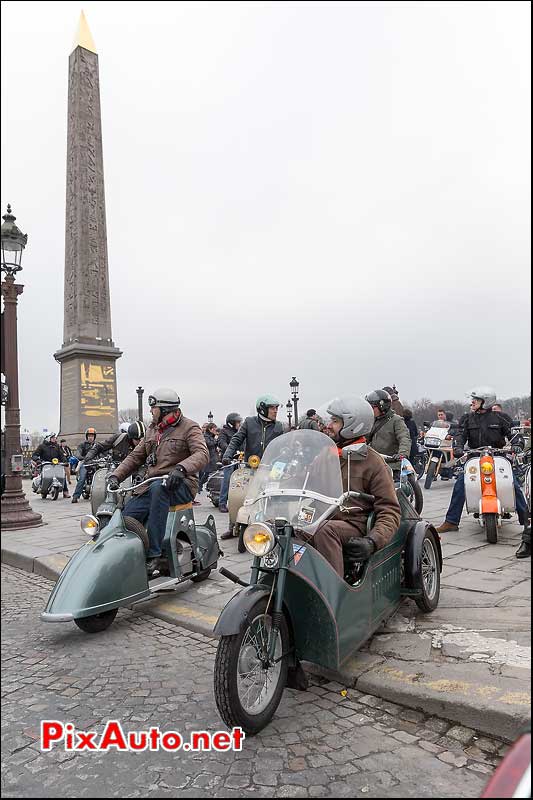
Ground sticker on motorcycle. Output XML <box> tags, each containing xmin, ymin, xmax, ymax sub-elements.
<box><xmin>468</xmin><ymin>466</ymin><xmax>477</xmax><ymax>474</ymax></box>
<box><xmin>292</xmin><ymin>543</ymin><xmax>306</xmax><ymax>565</ymax></box>
<box><xmin>270</xmin><ymin>462</ymin><xmax>287</xmax><ymax>480</ymax></box>
<box><xmin>297</xmin><ymin>507</ymin><xmax>316</xmax><ymax>525</ymax></box>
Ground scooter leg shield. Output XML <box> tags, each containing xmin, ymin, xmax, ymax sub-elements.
<box><xmin>41</xmin><ymin>510</ymin><xmax>150</xmax><ymax>622</ymax></box>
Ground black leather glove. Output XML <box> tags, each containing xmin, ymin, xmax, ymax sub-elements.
<box><xmin>222</xmin><ymin>457</ymin><xmax>232</xmax><ymax>466</ymax></box>
<box><xmin>346</xmin><ymin>537</ymin><xmax>376</xmax><ymax>561</ymax></box>
<box><xmin>106</xmin><ymin>475</ymin><xmax>120</xmax><ymax>491</ymax></box>
<box><xmin>390</xmin><ymin>453</ymin><xmax>403</xmax><ymax>461</ymax></box>
<box><xmin>166</xmin><ymin>465</ymin><xmax>187</xmax><ymax>492</ymax></box>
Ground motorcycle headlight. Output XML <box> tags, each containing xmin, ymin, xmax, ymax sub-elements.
<box><xmin>481</xmin><ymin>462</ymin><xmax>494</xmax><ymax>475</ymax></box>
<box><xmin>243</xmin><ymin>523</ymin><xmax>275</xmax><ymax>556</ymax></box>
<box><xmin>80</xmin><ymin>515</ymin><xmax>100</xmax><ymax>537</ymax></box>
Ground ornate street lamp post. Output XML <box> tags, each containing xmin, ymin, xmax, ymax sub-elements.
<box><xmin>286</xmin><ymin>399</ymin><xmax>293</xmax><ymax>431</ymax></box>
<box><xmin>136</xmin><ymin>386</ymin><xmax>144</xmax><ymax>422</ymax></box>
<box><xmin>1</xmin><ymin>205</ymin><xmax>42</xmax><ymax>529</ymax></box>
<box><xmin>289</xmin><ymin>376</ymin><xmax>300</xmax><ymax>429</ymax></box>
<box><xmin>208</xmin><ymin>411</ymin><xmax>214</xmax><ymax>424</ymax></box>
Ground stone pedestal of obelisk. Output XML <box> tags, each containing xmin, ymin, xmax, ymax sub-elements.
<box><xmin>54</xmin><ymin>13</ymin><xmax>121</xmax><ymax>447</ymax></box>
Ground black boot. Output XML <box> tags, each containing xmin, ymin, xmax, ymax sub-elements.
<box><xmin>516</xmin><ymin>526</ymin><xmax>531</xmax><ymax>559</ymax></box>
<box><xmin>220</xmin><ymin>528</ymin><xmax>236</xmax><ymax>540</ymax></box>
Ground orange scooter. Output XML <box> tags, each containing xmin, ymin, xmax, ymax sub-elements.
<box><xmin>463</xmin><ymin>447</ymin><xmax>516</xmax><ymax>543</ymax></box>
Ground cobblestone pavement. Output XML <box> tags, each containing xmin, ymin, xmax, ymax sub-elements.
<box><xmin>2</xmin><ymin>566</ymin><xmax>507</xmax><ymax>798</ymax></box>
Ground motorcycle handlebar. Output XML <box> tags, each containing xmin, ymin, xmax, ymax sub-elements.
<box><xmin>109</xmin><ymin>475</ymin><xmax>170</xmax><ymax>495</ymax></box>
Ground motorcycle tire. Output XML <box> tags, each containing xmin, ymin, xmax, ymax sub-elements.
<box><xmin>50</xmin><ymin>486</ymin><xmax>60</xmax><ymax>501</ymax></box>
<box><xmin>41</xmin><ymin>492</ymin><xmax>48</xmax><ymax>500</ymax></box>
<box><xmin>408</xmin><ymin>473</ymin><xmax>424</xmax><ymax>514</ymax></box>
<box><xmin>484</xmin><ymin>513</ymin><xmax>498</xmax><ymax>544</ymax></box>
<box><xmin>414</xmin><ymin>528</ymin><xmax>441</xmax><ymax>613</ymax></box>
<box><xmin>424</xmin><ymin>461</ymin><xmax>437</xmax><ymax>490</ymax></box>
<box><xmin>82</xmin><ymin>486</ymin><xmax>91</xmax><ymax>500</ymax></box>
<box><xmin>191</xmin><ymin>568</ymin><xmax>212</xmax><ymax>583</ymax></box>
<box><xmin>74</xmin><ymin>609</ymin><xmax>118</xmax><ymax>634</ymax></box>
<box><xmin>214</xmin><ymin>596</ymin><xmax>289</xmax><ymax>735</ymax></box>
<box><xmin>123</xmin><ymin>516</ymin><xmax>150</xmax><ymax>553</ymax></box>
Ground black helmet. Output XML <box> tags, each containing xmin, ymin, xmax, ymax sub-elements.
<box><xmin>226</xmin><ymin>412</ymin><xmax>242</xmax><ymax>427</ymax></box>
<box><xmin>365</xmin><ymin>389</ymin><xmax>392</xmax><ymax>414</ymax></box>
<box><xmin>128</xmin><ymin>421</ymin><xmax>146</xmax><ymax>441</ymax></box>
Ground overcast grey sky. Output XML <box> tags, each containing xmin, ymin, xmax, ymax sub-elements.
<box><xmin>1</xmin><ymin>0</ymin><xmax>531</xmax><ymax>433</ymax></box>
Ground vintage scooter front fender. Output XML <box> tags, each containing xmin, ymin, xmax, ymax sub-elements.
<box><xmin>213</xmin><ymin>584</ymin><xmax>272</xmax><ymax>636</ymax></box>
<box><xmin>41</xmin><ymin>509</ymin><xmax>150</xmax><ymax>622</ymax></box>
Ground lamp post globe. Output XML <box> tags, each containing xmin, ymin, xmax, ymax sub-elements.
<box><xmin>1</xmin><ymin>205</ymin><xmax>42</xmax><ymax>528</ymax></box>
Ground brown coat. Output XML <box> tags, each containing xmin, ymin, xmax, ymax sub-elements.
<box><xmin>112</xmin><ymin>415</ymin><xmax>208</xmax><ymax>497</ymax></box>
<box><xmin>333</xmin><ymin>445</ymin><xmax>401</xmax><ymax>551</ymax></box>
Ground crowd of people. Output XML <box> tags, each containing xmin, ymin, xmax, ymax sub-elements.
<box><xmin>28</xmin><ymin>384</ymin><xmax>531</xmax><ymax>577</ymax></box>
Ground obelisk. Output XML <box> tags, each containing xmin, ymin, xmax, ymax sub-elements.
<box><xmin>54</xmin><ymin>12</ymin><xmax>121</xmax><ymax>446</ymax></box>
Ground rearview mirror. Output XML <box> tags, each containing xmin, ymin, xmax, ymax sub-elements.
<box><xmin>341</xmin><ymin>443</ymin><xmax>368</xmax><ymax>461</ymax></box>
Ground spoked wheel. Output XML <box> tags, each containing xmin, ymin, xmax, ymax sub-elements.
<box><xmin>50</xmin><ymin>486</ymin><xmax>60</xmax><ymax>501</ymax></box>
<box><xmin>484</xmin><ymin>513</ymin><xmax>498</xmax><ymax>544</ymax></box>
<box><xmin>424</xmin><ymin>461</ymin><xmax>437</xmax><ymax>490</ymax></box>
<box><xmin>214</xmin><ymin>596</ymin><xmax>289</xmax><ymax>735</ymax></box>
<box><xmin>407</xmin><ymin>473</ymin><xmax>424</xmax><ymax>514</ymax></box>
<box><xmin>415</xmin><ymin>529</ymin><xmax>440</xmax><ymax>612</ymax></box>
<box><xmin>74</xmin><ymin>608</ymin><xmax>118</xmax><ymax>633</ymax></box>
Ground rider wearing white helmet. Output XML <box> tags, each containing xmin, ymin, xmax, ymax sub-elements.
<box><xmin>107</xmin><ymin>389</ymin><xmax>209</xmax><ymax>575</ymax></box>
<box><xmin>437</xmin><ymin>387</ymin><xmax>529</xmax><ymax>559</ymax></box>
<box><xmin>310</xmin><ymin>396</ymin><xmax>401</xmax><ymax>578</ymax></box>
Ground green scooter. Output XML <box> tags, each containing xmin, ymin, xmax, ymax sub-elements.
<box><xmin>41</xmin><ymin>475</ymin><xmax>220</xmax><ymax>634</ymax></box>
<box><xmin>213</xmin><ymin>430</ymin><xmax>442</xmax><ymax>735</ymax></box>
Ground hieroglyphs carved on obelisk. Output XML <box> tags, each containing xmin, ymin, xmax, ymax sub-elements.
<box><xmin>54</xmin><ymin>12</ymin><xmax>121</xmax><ymax>444</ymax></box>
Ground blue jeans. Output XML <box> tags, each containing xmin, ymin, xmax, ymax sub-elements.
<box><xmin>72</xmin><ymin>464</ymin><xmax>87</xmax><ymax>500</ymax></box>
<box><xmin>219</xmin><ymin>464</ymin><xmax>237</xmax><ymax>507</ymax></box>
<box><xmin>446</xmin><ymin>468</ymin><xmax>528</xmax><ymax>525</ymax></box>
<box><xmin>123</xmin><ymin>479</ymin><xmax>193</xmax><ymax>558</ymax></box>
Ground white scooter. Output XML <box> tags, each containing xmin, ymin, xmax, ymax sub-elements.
<box><xmin>463</xmin><ymin>447</ymin><xmax>516</xmax><ymax>543</ymax></box>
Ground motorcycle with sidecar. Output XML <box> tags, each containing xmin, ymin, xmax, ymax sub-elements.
<box><xmin>213</xmin><ymin>430</ymin><xmax>442</xmax><ymax>735</ymax></box>
<box><xmin>41</xmin><ymin>475</ymin><xmax>221</xmax><ymax>634</ymax></box>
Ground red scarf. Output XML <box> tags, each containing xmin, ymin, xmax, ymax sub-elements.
<box><xmin>156</xmin><ymin>411</ymin><xmax>181</xmax><ymax>445</ymax></box>
<box><xmin>334</xmin><ymin>436</ymin><xmax>366</xmax><ymax>457</ymax></box>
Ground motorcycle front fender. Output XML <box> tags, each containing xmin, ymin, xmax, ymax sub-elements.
<box><xmin>41</xmin><ymin>510</ymin><xmax>150</xmax><ymax>621</ymax></box>
<box><xmin>213</xmin><ymin>584</ymin><xmax>271</xmax><ymax>636</ymax></box>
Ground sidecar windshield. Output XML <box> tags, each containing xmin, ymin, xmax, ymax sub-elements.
<box><xmin>243</xmin><ymin>430</ymin><xmax>343</xmax><ymax>534</ymax></box>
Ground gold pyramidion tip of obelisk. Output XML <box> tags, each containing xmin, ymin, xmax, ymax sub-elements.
<box><xmin>71</xmin><ymin>10</ymin><xmax>97</xmax><ymax>54</ymax></box>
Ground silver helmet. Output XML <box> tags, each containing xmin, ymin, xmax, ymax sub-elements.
<box><xmin>470</xmin><ymin>386</ymin><xmax>497</xmax><ymax>409</ymax></box>
<box><xmin>148</xmin><ymin>388</ymin><xmax>181</xmax><ymax>409</ymax></box>
<box><xmin>326</xmin><ymin>396</ymin><xmax>375</xmax><ymax>440</ymax></box>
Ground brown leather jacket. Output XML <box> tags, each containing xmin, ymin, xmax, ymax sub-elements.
<box><xmin>112</xmin><ymin>414</ymin><xmax>208</xmax><ymax>497</ymax></box>
<box><xmin>334</xmin><ymin>444</ymin><xmax>401</xmax><ymax>551</ymax></box>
